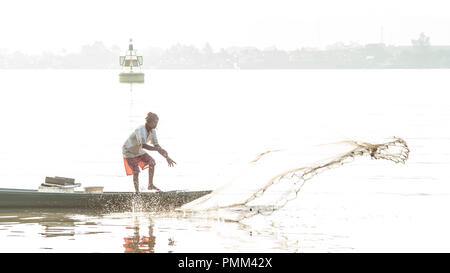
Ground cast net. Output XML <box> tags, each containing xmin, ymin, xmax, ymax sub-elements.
<box><xmin>178</xmin><ymin>137</ymin><xmax>409</xmax><ymax>221</ymax></box>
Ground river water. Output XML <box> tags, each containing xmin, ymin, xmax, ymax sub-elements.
<box><xmin>0</xmin><ymin>69</ymin><xmax>449</xmax><ymax>252</ymax></box>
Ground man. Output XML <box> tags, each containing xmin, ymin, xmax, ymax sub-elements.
<box><xmin>122</xmin><ymin>112</ymin><xmax>176</xmax><ymax>193</ymax></box>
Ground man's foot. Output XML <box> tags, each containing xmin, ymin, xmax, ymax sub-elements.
<box><xmin>148</xmin><ymin>185</ymin><xmax>161</xmax><ymax>192</ymax></box>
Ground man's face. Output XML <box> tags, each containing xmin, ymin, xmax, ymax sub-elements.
<box><xmin>146</xmin><ymin>116</ymin><xmax>159</xmax><ymax>129</ymax></box>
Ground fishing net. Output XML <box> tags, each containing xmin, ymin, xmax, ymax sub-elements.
<box><xmin>178</xmin><ymin>137</ymin><xmax>409</xmax><ymax>221</ymax></box>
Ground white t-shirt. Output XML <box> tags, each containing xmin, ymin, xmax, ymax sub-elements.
<box><xmin>122</xmin><ymin>125</ymin><xmax>159</xmax><ymax>158</ymax></box>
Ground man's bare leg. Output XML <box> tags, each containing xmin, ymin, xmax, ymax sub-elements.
<box><xmin>148</xmin><ymin>165</ymin><xmax>160</xmax><ymax>191</ymax></box>
<box><xmin>133</xmin><ymin>173</ymin><xmax>140</xmax><ymax>193</ymax></box>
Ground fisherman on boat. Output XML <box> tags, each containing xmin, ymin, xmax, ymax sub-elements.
<box><xmin>122</xmin><ymin>112</ymin><xmax>176</xmax><ymax>193</ymax></box>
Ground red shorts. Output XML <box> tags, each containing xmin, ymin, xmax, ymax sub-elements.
<box><xmin>123</xmin><ymin>153</ymin><xmax>156</xmax><ymax>176</ymax></box>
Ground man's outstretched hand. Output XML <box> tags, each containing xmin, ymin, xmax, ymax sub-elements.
<box><xmin>166</xmin><ymin>157</ymin><xmax>176</xmax><ymax>167</ymax></box>
<box><xmin>155</xmin><ymin>146</ymin><xmax>176</xmax><ymax>166</ymax></box>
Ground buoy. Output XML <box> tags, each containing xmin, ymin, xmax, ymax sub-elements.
<box><xmin>119</xmin><ymin>39</ymin><xmax>144</xmax><ymax>83</ymax></box>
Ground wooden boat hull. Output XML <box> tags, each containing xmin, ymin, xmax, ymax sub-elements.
<box><xmin>0</xmin><ymin>188</ymin><xmax>211</xmax><ymax>211</ymax></box>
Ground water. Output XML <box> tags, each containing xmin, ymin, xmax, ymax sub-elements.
<box><xmin>0</xmin><ymin>69</ymin><xmax>449</xmax><ymax>252</ymax></box>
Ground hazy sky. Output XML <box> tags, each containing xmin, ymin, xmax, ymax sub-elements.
<box><xmin>2</xmin><ymin>0</ymin><xmax>450</xmax><ymax>54</ymax></box>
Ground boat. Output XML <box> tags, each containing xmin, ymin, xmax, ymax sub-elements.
<box><xmin>0</xmin><ymin>188</ymin><xmax>211</xmax><ymax>211</ymax></box>
<box><xmin>119</xmin><ymin>38</ymin><xmax>144</xmax><ymax>83</ymax></box>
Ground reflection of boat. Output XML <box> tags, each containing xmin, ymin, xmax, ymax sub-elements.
<box><xmin>0</xmin><ymin>188</ymin><xmax>211</xmax><ymax>211</ymax></box>
<box><xmin>119</xmin><ymin>39</ymin><xmax>144</xmax><ymax>83</ymax></box>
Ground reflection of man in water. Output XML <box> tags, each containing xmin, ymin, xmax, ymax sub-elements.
<box><xmin>123</xmin><ymin>225</ymin><xmax>156</xmax><ymax>253</ymax></box>
<box><xmin>122</xmin><ymin>112</ymin><xmax>176</xmax><ymax>193</ymax></box>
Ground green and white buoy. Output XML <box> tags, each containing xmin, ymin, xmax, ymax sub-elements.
<box><xmin>119</xmin><ymin>39</ymin><xmax>144</xmax><ymax>83</ymax></box>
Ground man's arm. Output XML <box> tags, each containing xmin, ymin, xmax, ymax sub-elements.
<box><xmin>142</xmin><ymin>144</ymin><xmax>176</xmax><ymax>167</ymax></box>
<box><xmin>142</xmin><ymin>143</ymin><xmax>160</xmax><ymax>152</ymax></box>
<box><xmin>143</xmin><ymin>143</ymin><xmax>167</xmax><ymax>157</ymax></box>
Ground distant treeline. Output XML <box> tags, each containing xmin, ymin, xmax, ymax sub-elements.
<box><xmin>2</xmin><ymin>33</ymin><xmax>450</xmax><ymax>69</ymax></box>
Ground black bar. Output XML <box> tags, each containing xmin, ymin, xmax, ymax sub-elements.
<box><xmin>2</xmin><ymin>253</ymin><xmax>449</xmax><ymax>272</ymax></box>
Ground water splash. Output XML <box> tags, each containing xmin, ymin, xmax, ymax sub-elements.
<box><xmin>178</xmin><ymin>137</ymin><xmax>409</xmax><ymax>221</ymax></box>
